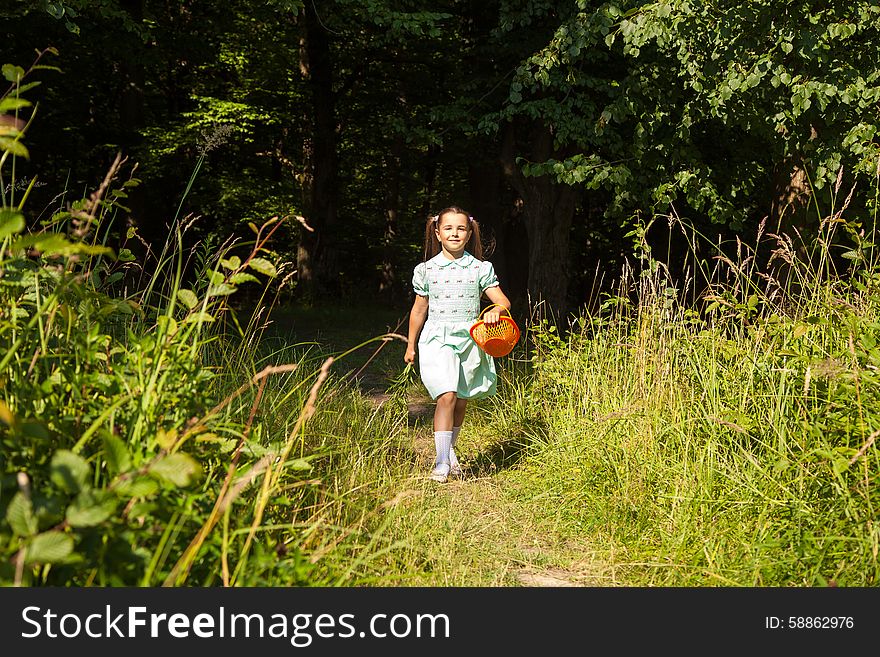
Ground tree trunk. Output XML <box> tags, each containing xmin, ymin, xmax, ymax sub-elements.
<box><xmin>119</xmin><ymin>1</ymin><xmax>144</xmax><ymax>138</ymax></box>
<box><xmin>499</xmin><ymin>120</ymin><xmax>578</xmax><ymax>321</ymax></box>
<box><xmin>468</xmin><ymin>160</ymin><xmax>503</xmax><ymax>262</ymax></box>
<box><xmin>419</xmin><ymin>144</ymin><xmax>439</xmax><ymax>223</ymax></box>
<box><xmin>119</xmin><ymin>0</ymin><xmax>147</xmax><ymax>245</ymax></box>
<box><xmin>770</xmin><ymin>156</ymin><xmax>812</xmax><ymax>236</ymax></box>
<box><xmin>297</xmin><ymin>4</ymin><xmax>339</xmax><ymax>301</ymax></box>
<box><xmin>379</xmin><ymin>135</ymin><xmax>404</xmax><ymax>299</ymax></box>
<box><xmin>468</xmin><ymin>159</ymin><xmax>530</xmax><ymax>311</ymax></box>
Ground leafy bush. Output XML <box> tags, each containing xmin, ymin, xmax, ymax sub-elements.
<box><xmin>0</xmin><ymin>53</ymin><xmax>310</xmax><ymax>586</ymax></box>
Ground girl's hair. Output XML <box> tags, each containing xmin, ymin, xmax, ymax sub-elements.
<box><xmin>423</xmin><ymin>205</ymin><xmax>484</xmax><ymax>261</ymax></box>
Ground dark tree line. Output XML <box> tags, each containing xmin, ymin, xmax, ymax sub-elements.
<box><xmin>5</xmin><ymin>1</ymin><xmax>880</xmax><ymax>319</ymax></box>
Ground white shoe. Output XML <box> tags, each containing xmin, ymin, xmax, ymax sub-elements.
<box><xmin>449</xmin><ymin>448</ymin><xmax>462</xmax><ymax>477</ymax></box>
<box><xmin>429</xmin><ymin>463</ymin><xmax>450</xmax><ymax>483</ymax></box>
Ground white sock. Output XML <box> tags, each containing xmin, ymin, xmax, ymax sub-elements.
<box><xmin>449</xmin><ymin>426</ymin><xmax>462</xmax><ymax>471</ymax></box>
<box><xmin>432</xmin><ymin>430</ymin><xmax>453</xmax><ymax>475</ymax></box>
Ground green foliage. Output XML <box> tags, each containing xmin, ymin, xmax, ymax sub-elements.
<box><xmin>29</xmin><ymin>0</ymin><xmax>147</xmax><ymax>36</ymax></box>
<box><xmin>497</xmin><ymin>0</ymin><xmax>880</xmax><ymax>231</ymax></box>
<box><xmin>336</xmin><ymin>0</ymin><xmax>451</xmax><ymax>39</ymax></box>
<box><xmin>0</xmin><ymin>61</ymin><xmax>300</xmax><ymax>586</ymax></box>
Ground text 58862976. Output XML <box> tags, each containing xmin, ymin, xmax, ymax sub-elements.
<box><xmin>765</xmin><ymin>616</ymin><xmax>854</xmax><ymax>630</ymax></box>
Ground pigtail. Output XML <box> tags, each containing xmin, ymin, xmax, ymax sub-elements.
<box><xmin>423</xmin><ymin>216</ymin><xmax>441</xmax><ymax>261</ymax></box>
<box><xmin>467</xmin><ymin>221</ymin><xmax>484</xmax><ymax>260</ymax></box>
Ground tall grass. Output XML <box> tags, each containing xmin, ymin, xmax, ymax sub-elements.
<box><xmin>504</xmin><ymin>173</ymin><xmax>880</xmax><ymax>585</ymax></box>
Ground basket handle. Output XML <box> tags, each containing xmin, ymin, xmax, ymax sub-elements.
<box><xmin>477</xmin><ymin>303</ymin><xmax>512</xmax><ymax>322</ymax></box>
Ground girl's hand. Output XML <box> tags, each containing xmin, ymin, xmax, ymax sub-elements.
<box><xmin>404</xmin><ymin>345</ymin><xmax>416</xmax><ymax>364</ymax></box>
<box><xmin>483</xmin><ymin>310</ymin><xmax>501</xmax><ymax>325</ymax></box>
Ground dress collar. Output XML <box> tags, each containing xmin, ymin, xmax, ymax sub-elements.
<box><xmin>430</xmin><ymin>251</ymin><xmax>475</xmax><ymax>268</ymax></box>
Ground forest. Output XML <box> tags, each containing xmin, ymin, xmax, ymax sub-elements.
<box><xmin>2</xmin><ymin>1</ymin><xmax>880</xmax><ymax>588</ymax></box>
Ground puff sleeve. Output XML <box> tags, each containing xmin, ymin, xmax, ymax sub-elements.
<box><xmin>412</xmin><ymin>262</ymin><xmax>429</xmax><ymax>296</ymax></box>
<box><xmin>479</xmin><ymin>260</ymin><xmax>499</xmax><ymax>292</ymax></box>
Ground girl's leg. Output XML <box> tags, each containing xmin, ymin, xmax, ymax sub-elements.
<box><xmin>433</xmin><ymin>391</ymin><xmax>456</xmax><ymax>432</ymax></box>
<box><xmin>430</xmin><ymin>392</ymin><xmax>457</xmax><ymax>482</ymax></box>
<box><xmin>449</xmin><ymin>398</ymin><xmax>468</xmax><ymax>476</ymax></box>
<box><xmin>453</xmin><ymin>397</ymin><xmax>468</xmax><ymax>427</ymax></box>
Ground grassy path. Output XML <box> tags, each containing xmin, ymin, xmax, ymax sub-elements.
<box><xmin>363</xmin><ymin>391</ymin><xmax>619</xmax><ymax>587</ymax></box>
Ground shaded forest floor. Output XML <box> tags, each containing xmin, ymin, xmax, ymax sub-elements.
<box><xmin>267</xmin><ymin>300</ymin><xmax>619</xmax><ymax>586</ymax></box>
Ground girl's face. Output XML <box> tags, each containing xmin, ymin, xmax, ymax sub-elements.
<box><xmin>435</xmin><ymin>212</ymin><xmax>471</xmax><ymax>258</ymax></box>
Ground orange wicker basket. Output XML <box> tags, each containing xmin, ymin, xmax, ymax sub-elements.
<box><xmin>470</xmin><ymin>304</ymin><xmax>520</xmax><ymax>357</ymax></box>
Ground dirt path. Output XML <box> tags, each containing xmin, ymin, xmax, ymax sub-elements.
<box><xmin>369</xmin><ymin>392</ymin><xmax>618</xmax><ymax>587</ymax></box>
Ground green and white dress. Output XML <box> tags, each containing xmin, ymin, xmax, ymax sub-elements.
<box><xmin>412</xmin><ymin>251</ymin><xmax>499</xmax><ymax>400</ymax></box>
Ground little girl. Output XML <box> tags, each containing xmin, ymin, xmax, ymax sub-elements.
<box><xmin>404</xmin><ymin>206</ymin><xmax>512</xmax><ymax>483</ymax></box>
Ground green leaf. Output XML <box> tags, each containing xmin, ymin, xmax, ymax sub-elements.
<box><xmin>229</xmin><ymin>272</ymin><xmax>260</xmax><ymax>285</ymax></box>
<box><xmin>177</xmin><ymin>288</ymin><xmax>199</xmax><ymax>309</ymax></box>
<box><xmin>46</xmin><ymin>2</ymin><xmax>65</xmax><ymax>19</ymax></box>
<box><xmin>117</xmin><ymin>248</ymin><xmax>136</xmax><ymax>262</ymax></box>
<box><xmin>113</xmin><ymin>477</ymin><xmax>160</xmax><ymax>498</ymax></box>
<box><xmin>0</xmin><ymin>208</ymin><xmax>25</xmax><ymax>240</ymax></box>
<box><xmin>831</xmin><ymin>456</ymin><xmax>850</xmax><ymax>475</ymax></box>
<box><xmin>0</xmin><ymin>97</ymin><xmax>31</xmax><ymax>112</ymax></box>
<box><xmin>207</xmin><ymin>283</ymin><xmax>237</xmax><ymax>297</ymax></box>
<box><xmin>50</xmin><ymin>450</ymin><xmax>91</xmax><ymax>494</ymax></box>
<box><xmin>10</xmin><ymin>81</ymin><xmax>41</xmax><ymax>95</ymax></box>
<box><xmin>195</xmin><ymin>433</ymin><xmax>238</xmax><ymax>452</ymax></box>
<box><xmin>0</xmin><ymin>137</ymin><xmax>29</xmax><ymax>158</ymax></box>
<box><xmin>1</xmin><ymin>64</ymin><xmax>25</xmax><ymax>82</ymax></box>
<box><xmin>65</xmin><ymin>490</ymin><xmax>117</xmax><ymax>527</ymax></box>
<box><xmin>102</xmin><ymin>432</ymin><xmax>131</xmax><ymax>475</ymax></box>
<box><xmin>184</xmin><ymin>311</ymin><xmax>215</xmax><ymax>324</ymax></box>
<box><xmin>247</xmin><ymin>257</ymin><xmax>277</xmax><ymax>277</ymax></box>
<box><xmin>157</xmin><ymin>315</ymin><xmax>178</xmax><ymax>336</ymax></box>
<box><xmin>24</xmin><ymin>531</ymin><xmax>74</xmax><ymax>564</ymax></box>
<box><xmin>12</xmin><ymin>233</ymin><xmax>73</xmax><ymax>254</ymax></box>
<box><xmin>6</xmin><ymin>492</ymin><xmax>38</xmax><ymax>536</ymax></box>
<box><xmin>155</xmin><ymin>427</ymin><xmax>178</xmax><ymax>451</ymax></box>
<box><xmin>220</xmin><ymin>255</ymin><xmax>241</xmax><ymax>270</ymax></box>
<box><xmin>148</xmin><ymin>453</ymin><xmax>201</xmax><ymax>487</ymax></box>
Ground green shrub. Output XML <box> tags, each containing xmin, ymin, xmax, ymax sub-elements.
<box><xmin>0</xmin><ymin>53</ymin><xmax>311</xmax><ymax>586</ymax></box>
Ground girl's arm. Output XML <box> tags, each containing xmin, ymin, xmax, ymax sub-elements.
<box><xmin>404</xmin><ymin>295</ymin><xmax>429</xmax><ymax>363</ymax></box>
<box><xmin>482</xmin><ymin>286</ymin><xmax>512</xmax><ymax>324</ymax></box>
